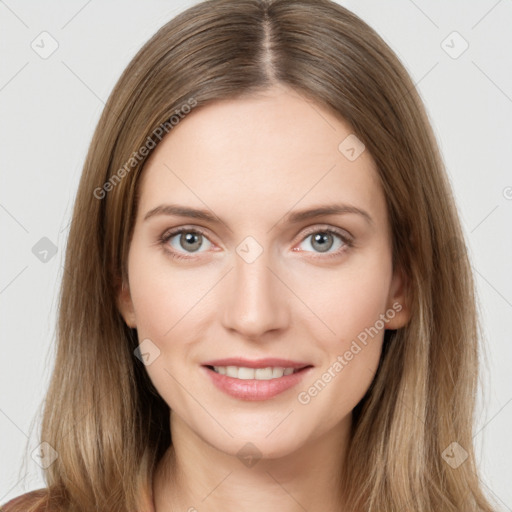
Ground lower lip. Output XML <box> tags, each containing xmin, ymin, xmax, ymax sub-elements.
<box><xmin>202</xmin><ymin>365</ymin><xmax>313</xmax><ymax>401</ymax></box>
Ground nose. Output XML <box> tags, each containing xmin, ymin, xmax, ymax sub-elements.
<box><xmin>221</xmin><ymin>247</ymin><xmax>290</xmax><ymax>341</ymax></box>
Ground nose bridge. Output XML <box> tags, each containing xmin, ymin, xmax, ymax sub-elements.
<box><xmin>221</xmin><ymin>240</ymin><xmax>289</xmax><ymax>338</ymax></box>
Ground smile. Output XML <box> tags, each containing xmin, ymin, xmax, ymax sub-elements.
<box><xmin>202</xmin><ymin>364</ymin><xmax>313</xmax><ymax>401</ymax></box>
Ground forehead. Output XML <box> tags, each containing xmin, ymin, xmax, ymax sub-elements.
<box><xmin>136</xmin><ymin>87</ymin><xmax>385</xmax><ymax>227</ymax></box>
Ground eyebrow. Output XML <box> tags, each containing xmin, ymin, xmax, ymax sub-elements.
<box><xmin>143</xmin><ymin>203</ymin><xmax>374</xmax><ymax>226</ymax></box>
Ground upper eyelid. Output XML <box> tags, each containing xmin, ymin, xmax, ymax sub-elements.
<box><xmin>300</xmin><ymin>224</ymin><xmax>352</xmax><ymax>239</ymax></box>
<box><xmin>163</xmin><ymin>223</ymin><xmax>351</xmax><ymax>236</ymax></box>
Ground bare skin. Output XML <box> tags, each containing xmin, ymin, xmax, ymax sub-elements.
<box><xmin>118</xmin><ymin>84</ymin><xmax>410</xmax><ymax>512</ymax></box>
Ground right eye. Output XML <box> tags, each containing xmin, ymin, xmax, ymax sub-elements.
<box><xmin>159</xmin><ymin>227</ymin><xmax>214</xmax><ymax>260</ymax></box>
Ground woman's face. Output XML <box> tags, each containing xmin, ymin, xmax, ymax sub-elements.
<box><xmin>118</xmin><ymin>85</ymin><xmax>409</xmax><ymax>459</ymax></box>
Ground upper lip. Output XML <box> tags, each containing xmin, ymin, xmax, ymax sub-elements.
<box><xmin>202</xmin><ymin>358</ymin><xmax>312</xmax><ymax>369</ymax></box>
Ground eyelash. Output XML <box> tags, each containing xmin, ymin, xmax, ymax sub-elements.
<box><xmin>158</xmin><ymin>225</ymin><xmax>354</xmax><ymax>261</ymax></box>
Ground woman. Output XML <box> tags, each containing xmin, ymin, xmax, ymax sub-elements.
<box><xmin>2</xmin><ymin>0</ymin><xmax>496</xmax><ymax>510</ymax></box>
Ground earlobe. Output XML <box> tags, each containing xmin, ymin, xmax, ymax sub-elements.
<box><xmin>116</xmin><ymin>280</ymin><xmax>137</xmax><ymax>328</ymax></box>
<box><xmin>385</xmin><ymin>266</ymin><xmax>411</xmax><ymax>330</ymax></box>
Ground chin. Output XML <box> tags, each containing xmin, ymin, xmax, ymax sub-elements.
<box><xmin>202</xmin><ymin>426</ymin><xmax>310</xmax><ymax>463</ymax></box>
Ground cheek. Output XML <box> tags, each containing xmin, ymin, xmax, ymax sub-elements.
<box><xmin>127</xmin><ymin>242</ymin><xmax>205</xmax><ymax>338</ymax></box>
<box><xmin>335</xmin><ymin>276</ymin><xmax>389</xmax><ymax>343</ymax></box>
<box><xmin>307</xmin><ymin>252</ymin><xmax>392</xmax><ymax>402</ymax></box>
<box><xmin>315</xmin><ymin>249</ymin><xmax>392</xmax><ymax>343</ymax></box>
<box><xmin>129</xmin><ymin>268</ymin><xmax>173</xmax><ymax>338</ymax></box>
<box><xmin>126</xmin><ymin>247</ymin><xmax>202</xmax><ymax>405</ymax></box>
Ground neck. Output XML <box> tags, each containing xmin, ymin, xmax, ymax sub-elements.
<box><xmin>152</xmin><ymin>411</ymin><xmax>352</xmax><ymax>512</ymax></box>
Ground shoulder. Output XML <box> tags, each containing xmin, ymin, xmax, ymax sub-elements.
<box><xmin>0</xmin><ymin>489</ymin><xmax>51</xmax><ymax>512</ymax></box>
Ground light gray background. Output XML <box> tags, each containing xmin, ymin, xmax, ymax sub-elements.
<box><xmin>1</xmin><ymin>0</ymin><xmax>511</xmax><ymax>508</ymax></box>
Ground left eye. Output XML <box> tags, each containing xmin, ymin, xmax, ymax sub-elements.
<box><xmin>296</xmin><ymin>229</ymin><xmax>351</xmax><ymax>255</ymax></box>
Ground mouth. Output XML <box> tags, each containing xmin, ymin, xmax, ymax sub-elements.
<box><xmin>201</xmin><ymin>359</ymin><xmax>314</xmax><ymax>401</ymax></box>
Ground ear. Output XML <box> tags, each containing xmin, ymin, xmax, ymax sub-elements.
<box><xmin>116</xmin><ymin>278</ymin><xmax>137</xmax><ymax>328</ymax></box>
<box><xmin>385</xmin><ymin>265</ymin><xmax>411</xmax><ymax>330</ymax></box>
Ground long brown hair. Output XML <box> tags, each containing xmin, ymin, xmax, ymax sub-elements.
<box><xmin>5</xmin><ymin>0</ymin><xmax>495</xmax><ymax>510</ymax></box>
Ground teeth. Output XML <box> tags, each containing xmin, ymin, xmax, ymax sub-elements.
<box><xmin>212</xmin><ymin>365</ymin><xmax>299</xmax><ymax>380</ymax></box>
